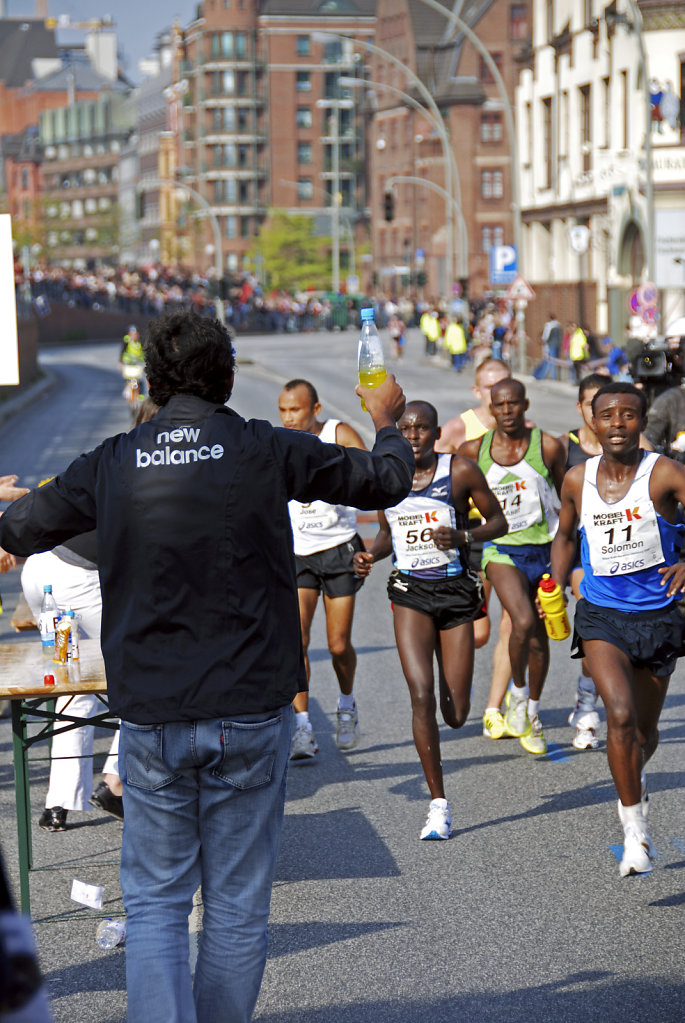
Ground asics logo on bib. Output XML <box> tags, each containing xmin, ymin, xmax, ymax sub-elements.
<box><xmin>610</xmin><ymin>559</ymin><xmax>645</xmax><ymax>574</ymax></box>
<box><xmin>136</xmin><ymin>427</ymin><xmax>224</xmax><ymax>469</ymax></box>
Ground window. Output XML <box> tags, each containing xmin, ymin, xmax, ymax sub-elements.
<box><xmin>620</xmin><ymin>70</ymin><xmax>629</xmax><ymax>149</ymax></box>
<box><xmin>296</xmin><ymin>72</ymin><xmax>311</xmax><ymax>92</ymax></box>
<box><xmin>239</xmin><ymin>180</ymin><xmax>250</xmax><ymax>203</ymax></box>
<box><xmin>480</xmin><ymin>225</ymin><xmax>504</xmax><ymax>253</ymax></box>
<box><xmin>480</xmin><ymin>112</ymin><xmax>503</xmax><ymax>143</ymax></box>
<box><xmin>479</xmin><ymin>53</ymin><xmax>502</xmax><ymax>83</ymax></box>
<box><xmin>297</xmin><ymin>177</ymin><xmax>313</xmax><ymax>200</ymax></box>
<box><xmin>601</xmin><ymin>77</ymin><xmax>610</xmax><ymax>148</ymax></box>
<box><xmin>297</xmin><ymin>142</ymin><xmax>312</xmax><ymax>163</ymax></box>
<box><xmin>481</xmin><ymin>169</ymin><xmax>503</xmax><ymax>199</ymax></box>
<box><xmin>236</xmin><ymin>32</ymin><xmax>246</xmax><ymax>59</ymax></box>
<box><xmin>21</xmin><ymin>168</ymin><xmax>29</xmax><ymax>189</ymax></box>
<box><xmin>296</xmin><ymin>107</ymin><xmax>312</xmax><ymax>128</ymax></box>
<box><xmin>542</xmin><ymin>96</ymin><xmax>552</xmax><ymax>188</ymax></box>
<box><xmin>296</xmin><ymin>36</ymin><xmax>310</xmax><ymax>56</ymax></box>
<box><xmin>579</xmin><ymin>84</ymin><xmax>591</xmax><ymax>171</ymax></box>
<box><xmin>510</xmin><ymin>4</ymin><xmax>528</xmax><ymax>39</ymax></box>
<box><xmin>225</xmin><ymin>216</ymin><xmax>238</xmax><ymax>239</ymax></box>
<box><xmin>240</xmin><ymin>216</ymin><xmax>251</xmax><ymax>238</ymax></box>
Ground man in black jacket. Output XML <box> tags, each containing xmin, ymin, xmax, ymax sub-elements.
<box><xmin>0</xmin><ymin>311</ymin><xmax>412</xmax><ymax>1023</ymax></box>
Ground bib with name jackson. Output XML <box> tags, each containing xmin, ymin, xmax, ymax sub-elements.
<box><xmin>580</xmin><ymin>452</ymin><xmax>664</xmax><ymax>576</ymax></box>
<box><xmin>385</xmin><ymin>455</ymin><xmax>461</xmax><ymax>575</ymax></box>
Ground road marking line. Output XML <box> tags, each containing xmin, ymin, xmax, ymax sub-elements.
<box><xmin>544</xmin><ymin>743</ymin><xmax>569</xmax><ymax>762</ymax></box>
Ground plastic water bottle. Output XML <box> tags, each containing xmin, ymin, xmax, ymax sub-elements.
<box><xmin>357</xmin><ymin>307</ymin><xmax>386</xmax><ymax>411</ymax></box>
<box><xmin>96</xmin><ymin>918</ymin><xmax>126</xmax><ymax>949</ymax></box>
<box><xmin>66</xmin><ymin>609</ymin><xmax>79</xmax><ymax>660</ymax></box>
<box><xmin>537</xmin><ymin>574</ymin><xmax>571</xmax><ymax>641</ymax></box>
<box><xmin>38</xmin><ymin>585</ymin><xmax>58</xmax><ymax>648</ymax></box>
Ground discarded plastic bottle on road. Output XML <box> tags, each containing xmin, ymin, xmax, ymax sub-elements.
<box><xmin>358</xmin><ymin>307</ymin><xmax>386</xmax><ymax>411</ymax></box>
<box><xmin>96</xmin><ymin>918</ymin><xmax>126</xmax><ymax>950</ymax></box>
<box><xmin>38</xmin><ymin>585</ymin><xmax>58</xmax><ymax>648</ymax></box>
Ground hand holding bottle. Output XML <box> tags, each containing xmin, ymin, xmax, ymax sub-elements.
<box><xmin>354</xmin><ymin>373</ymin><xmax>406</xmax><ymax>429</ymax></box>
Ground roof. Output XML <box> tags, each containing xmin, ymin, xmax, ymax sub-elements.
<box><xmin>407</xmin><ymin>0</ymin><xmax>493</xmax><ymax>104</ymax></box>
<box><xmin>0</xmin><ymin>17</ymin><xmax>59</xmax><ymax>87</ymax></box>
<box><xmin>25</xmin><ymin>58</ymin><xmax>130</xmax><ymax>95</ymax></box>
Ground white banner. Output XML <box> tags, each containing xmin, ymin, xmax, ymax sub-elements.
<box><xmin>654</xmin><ymin>209</ymin><xmax>685</xmax><ymax>290</ymax></box>
<box><xmin>0</xmin><ymin>215</ymin><xmax>19</xmax><ymax>385</ymax></box>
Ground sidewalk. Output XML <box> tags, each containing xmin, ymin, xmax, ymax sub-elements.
<box><xmin>0</xmin><ymin>370</ymin><xmax>56</xmax><ymax>428</ymax></box>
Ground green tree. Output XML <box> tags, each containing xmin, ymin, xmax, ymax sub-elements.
<box><xmin>249</xmin><ymin>210</ymin><xmax>331</xmax><ymax>291</ymax></box>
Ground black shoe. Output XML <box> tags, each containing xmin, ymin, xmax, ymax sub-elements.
<box><xmin>89</xmin><ymin>781</ymin><xmax>124</xmax><ymax>821</ymax></box>
<box><xmin>38</xmin><ymin>807</ymin><xmax>68</xmax><ymax>832</ymax></box>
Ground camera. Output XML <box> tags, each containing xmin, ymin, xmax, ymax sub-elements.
<box><xmin>631</xmin><ymin>338</ymin><xmax>685</xmax><ymax>406</ymax></box>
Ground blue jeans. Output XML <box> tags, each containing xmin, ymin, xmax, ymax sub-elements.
<box><xmin>120</xmin><ymin>706</ymin><xmax>294</xmax><ymax>1023</ymax></box>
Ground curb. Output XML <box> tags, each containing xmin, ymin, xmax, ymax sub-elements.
<box><xmin>0</xmin><ymin>370</ymin><xmax>57</xmax><ymax>429</ymax></box>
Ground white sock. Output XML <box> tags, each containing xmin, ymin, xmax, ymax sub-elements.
<box><xmin>578</xmin><ymin>672</ymin><xmax>595</xmax><ymax>697</ymax></box>
<box><xmin>527</xmin><ymin>699</ymin><xmax>540</xmax><ymax>720</ymax></box>
<box><xmin>511</xmin><ymin>684</ymin><xmax>528</xmax><ymax>703</ymax></box>
<box><xmin>619</xmin><ymin>802</ymin><xmax>646</xmax><ymax>831</ymax></box>
<box><xmin>430</xmin><ymin>797</ymin><xmax>449</xmax><ymax>808</ymax></box>
<box><xmin>295</xmin><ymin>711</ymin><xmax>310</xmax><ymax>729</ymax></box>
<box><xmin>338</xmin><ymin>692</ymin><xmax>355</xmax><ymax>710</ymax></box>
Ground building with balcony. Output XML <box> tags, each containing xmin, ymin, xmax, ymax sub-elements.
<box><xmin>167</xmin><ymin>0</ymin><xmax>374</xmax><ymax>279</ymax></box>
<box><xmin>516</xmin><ymin>0</ymin><xmax>685</xmax><ymax>345</ymax></box>
<box><xmin>39</xmin><ymin>89</ymin><xmax>133</xmax><ymax>265</ymax></box>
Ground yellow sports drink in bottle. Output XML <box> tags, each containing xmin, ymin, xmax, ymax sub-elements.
<box><xmin>358</xmin><ymin>307</ymin><xmax>386</xmax><ymax>410</ymax></box>
<box><xmin>537</xmin><ymin>574</ymin><xmax>571</xmax><ymax>641</ymax></box>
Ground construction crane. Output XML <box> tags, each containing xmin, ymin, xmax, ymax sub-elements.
<box><xmin>44</xmin><ymin>14</ymin><xmax>115</xmax><ymax>32</ymax></box>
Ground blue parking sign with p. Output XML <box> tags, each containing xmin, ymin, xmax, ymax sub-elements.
<box><xmin>489</xmin><ymin>245</ymin><xmax>517</xmax><ymax>285</ymax></box>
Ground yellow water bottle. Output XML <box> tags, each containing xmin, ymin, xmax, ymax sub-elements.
<box><xmin>537</xmin><ymin>574</ymin><xmax>571</xmax><ymax>641</ymax></box>
<box><xmin>358</xmin><ymin>307</ymin><xmax>386</xmax><ymax>410</ymax></box>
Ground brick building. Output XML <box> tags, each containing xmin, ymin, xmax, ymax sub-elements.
<box><xmin>371</xmin><ymin>0</ymin><xmax>531</xmax><ymax>300</ymax></box>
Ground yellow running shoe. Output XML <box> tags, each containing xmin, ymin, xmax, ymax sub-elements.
<box><xmin>482</xmin><ymin>708</ymin><xmax>506</xmax><ymax>740</ymax></box>
<box><xmin>520</xmin><ymin>714</ymin><xmax>547</xmax><ymax>755</ymax></box>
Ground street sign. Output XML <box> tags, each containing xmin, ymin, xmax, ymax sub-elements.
<box><xmin>489</xmin><ymin>244</ymin><xmax>517</xmax><ymax>285</ymax></box>
<box><xmin>505</xmin><ymin>274</ymin><xmax>536</xmax><ymax>302</ymax></box>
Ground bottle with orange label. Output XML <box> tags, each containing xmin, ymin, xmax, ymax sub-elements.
<box><xmin>537</xmin><ymin>574</ymin><xmax>571</xmax><ymax>641</ymax></box>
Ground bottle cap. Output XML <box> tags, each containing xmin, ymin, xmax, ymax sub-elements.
<box><xmin>44</xmin><ymin>674</ymin><xmax>55</xmax><ymax>686</ymax></box>
<box><xmin>360</xmin><ymin>307</ymin><xmax>374</xmax><ymax>321</ymax></box>
<box><xmin>43</xmin><ymin>584</ymin><xmax>52</xmax><ymax>592</ymax></box>
<box><xmin>538</xmin><ymin>574</ymin><xmax>556</xmax><ymax>592</ymax></box>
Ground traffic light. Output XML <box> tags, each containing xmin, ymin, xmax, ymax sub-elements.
<box><xmin>383</xmin><ymin>191</ymin><xmax>394</xmax><ymax>222</ymax></box>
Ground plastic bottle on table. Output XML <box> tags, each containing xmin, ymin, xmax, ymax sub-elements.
<box><xmin>96</xmin><ymin>918</ymin><xmax>126</xmax><ymax>950</ymax></box>
<box><xmin>357</xmin><ymin>307</ymin><xmax>386</xmax><ymax>411</ymax></box>
<box><xmin>38</xmin><ymin>585</ymin><xmax>58</xmax><ymax>648</ymax></box>
<box><xmin>537</xmin><ymin>574</ymin><xmax>571</xmax><ymax>641</ymax></box>
<box><xmin>66</xmin><ymin>610</ymin><xmax>79</xmax><ymax>660</ymax></box>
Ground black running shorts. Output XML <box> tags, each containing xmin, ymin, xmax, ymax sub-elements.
<box><xmin>571</xmin><ymin>598</ymin><xmax>684</xmax><ymax>678</ymax></box>
<box><xmin>387</xmin><ymin>569</ymin><xmax>485</xmax><ymax>631</ymax></box>
<box><xmin>295</xmin><ymin>535</ymin><xmax>365</xmax><ymax>598</ymax></box>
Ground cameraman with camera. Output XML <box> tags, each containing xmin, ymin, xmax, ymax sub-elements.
<box><xmin>642</xmin><ymin>332</ymin><xmax>685</xmax><ymax>459</ymax></box>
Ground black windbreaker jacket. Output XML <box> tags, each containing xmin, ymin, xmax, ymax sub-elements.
<box><xmin>1</xmin><ymin>395</ymin><xmax>413</xmax><ymax>723</ymax></box>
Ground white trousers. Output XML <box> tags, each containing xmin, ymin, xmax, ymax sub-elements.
<box><xmin>21</xmin><ymin>551</ymin><xmax>119</xmax><ymax>811</ymax></box>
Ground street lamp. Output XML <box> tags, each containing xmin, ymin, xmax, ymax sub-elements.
<box><xmin>315</xmin><ymin>96</ymin><xmax>354</xmax><ymax>294</ymax></box>
<box><xmin>140</xmin><ymin>178</ymin><xmax>225</xmax><ymax>323</ymax></box>
<box><xmin>311</xmin><ymin>30</ymin><xmax>462</xmax><ymax>289</ymax></box>
<box><xmin>339</xmin><ymin>74</ymin><xmax>469</xmax><ymax>279</ymax></box>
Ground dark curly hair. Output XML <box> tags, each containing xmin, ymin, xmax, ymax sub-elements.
<box><xmin>144</xmin><ymin>312</ymin><xmax>236</xmax><ymax>407</ymax></box>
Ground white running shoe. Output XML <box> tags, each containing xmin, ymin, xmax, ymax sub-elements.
<box><xmin>335</xmin><ymin>703</ymin><xmax>359</xmax><ymax>750</ymax></box>
<box><xmin>572</xmin><ymin>709</ymin><xmax>601</xmax><ymax>750</ymax></box>
<box><xmin>619</xmin><ymin>823</ymin><xmax>656</xmax><ymax>877</ymax></box>
<box><xmin>289</xmin><ymin>724</ymin><xmax>319</xmax><ymax>761</ymax></box>
<box><xmin>419</xmin><ymin>799</ymin><xmax>451</xmax><ymax>841</ymax></box>
<box><xmin>568</xmin><ymin>686</ymin><xmax>598</xmax><ymax>727</ymax></box>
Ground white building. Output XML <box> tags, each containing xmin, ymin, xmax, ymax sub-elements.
<box><xmin>516</xmin><ymin>0</ymin><xmax>685</xmax><ymax>344</ymax></box>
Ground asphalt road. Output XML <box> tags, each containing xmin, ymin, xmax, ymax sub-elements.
<box><xmin>1</xmin><ymin>327</ymin><xmax>684</xmax><ymax>1022</ymax></box>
